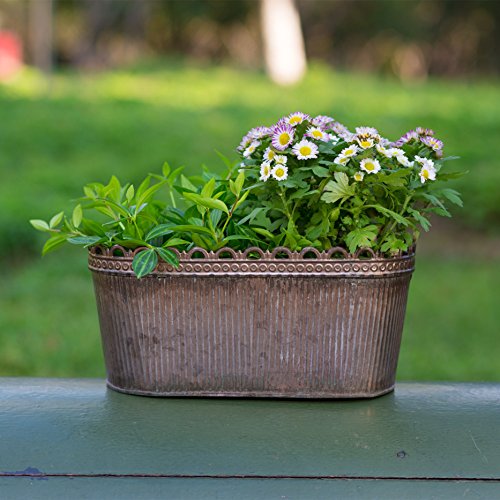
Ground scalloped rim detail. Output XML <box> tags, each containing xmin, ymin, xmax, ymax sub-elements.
<box><xmin>88</xmin><ymin>245</ymin><xmax>416</xmax><ymax>277</ymax></box>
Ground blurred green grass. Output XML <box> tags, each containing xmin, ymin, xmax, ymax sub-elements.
<box><xmin>0</xmin><ymin>62</ymin><xmax>499</xmax><ymax>380</ymax></box>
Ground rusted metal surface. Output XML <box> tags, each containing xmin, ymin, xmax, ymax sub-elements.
<box><xmin>89</xmin><ymin>246</ymin><xmax>415</xmax><ymax>398</ymax></box>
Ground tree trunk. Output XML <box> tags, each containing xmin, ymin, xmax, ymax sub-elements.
<box><xmin>260</xmin><ymin>0</ymin><xmax>307</xmax><ymax>86</ymax></box>
<box><xmin>28</xmin><ymin>0</ymin><xmax>53</xmax><ymax>73</ymax></box>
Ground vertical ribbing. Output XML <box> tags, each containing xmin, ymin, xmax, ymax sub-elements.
<box><xmin>92</xmin><ymin>270</ymin><xmax>412</xmax><ymax>398</ymax></box>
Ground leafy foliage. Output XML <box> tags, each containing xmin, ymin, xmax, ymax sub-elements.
<box><xmin>31</xmin><ymin>112</ymin><xmax>464</xmax><ymax>277</ymax></box>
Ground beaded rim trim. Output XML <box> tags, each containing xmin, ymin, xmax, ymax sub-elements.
<box><xmin>88</xmin><ymin>245</ymin><xmax>415</xmax><ymax>277</ymax></box>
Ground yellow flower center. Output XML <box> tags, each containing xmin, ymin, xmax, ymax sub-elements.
<box><xmin>312</xmin><ymin>130</ymin><xmax>323</xmax><ymax>138</ymax></box>
<box><xmin>275</xmin><ymin>167</ymin><xmax>285</xmax><ymax>177</ymax></box>
<box><xmin>279</xmin><ymin>133</ymin><xmax>290</xmax><ymax>145</ymax></box>
<box><xmin>423</xmin><ymin>169</ymin><xmax>429</xmax><ymax>179</ymax></box>
<box><xmin>289</xmin><ymin>116</ymin><xmax>302</xmax><ymax>125</ymax></box>
<box><xmin>365</xmin><ymin>162</ymin><xmax>375</xmax><ymax>171</ymax></box>
<box><xmin>268</xmin><ymin>150</ymin><xmax>275</xmax><ymax>160</ymax></box>
<box><xmin>345</xmin><ymin>148</ymin><xmax>355</xmax><ymax>156</ymax></box>
<box><xmin>299</xmin><ymin>146</ymin><xmax>312</xmax><ymax>156</ymax></box>
<box><xmin>264</xmin><ymin>166</ymin><xmax>270</xmax><ymax>175</ymax></box>
<box><xmin>360</xmin><ymin>139</ymin><xmax>372</xmax><ymax>148</ymax></box>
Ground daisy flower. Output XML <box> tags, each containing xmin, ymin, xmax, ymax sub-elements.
<box><xmin>312</xmin><ymin>115</ymin><xmax>334</xmax><ymax>129</ymax></box>
<box><xmin>340</xmin><ymin>145</ymin><xmax>359</xmax><ymax>157</ymax></box>
<box><xmin>356</xmin><ymin>136</ymin><xmax>375</xmax><ymax>149</ymax></box>
<box><xmin>416</xmin><ymin>127</ymin><xmax>434</xmax><ymax>136</ymax></box>
<box><xmin>353</xmin><ymin>171</ymin><xmax>365</xmax><ymax>182</ymax></box>
<box><xmin>271</xmin><ymin>164</ymin><xmax>288</xmax><ymax>181</ymax></box>
<box><xmin>385</xmin><ymin>147</ymin><xmax>405</xmax><ymax>158</ymax></box>
<box><xmin>243</xmin><ymin>140</ymin><xmax>260</xmax><ymax>158</ymax></box>
<box><xmin>396</xmin><ymin>154</ymin><xmax>414</xmax><ymax>168</ymax></box>
<box><xmin>248</xmin><ymin>126</ymin><xmax>271</xmax><ymax>140</ymax></box>
<box><xmin>272</xmin><ymin>123</ymin><xmax>295</xmax><ymax>151</ymax></box>
<box><xmin>334</xmin><ymin>155</ymin><xmax>350</xmax><ymax>166</ymax></box>
<box><xmin>421</xmin><ymin>136</ymin><xmax>444</xmax><ymax>152</ymax></box>
<box><xmin>414</xmin><ymin>156</ymin><xmax>435</xmax><ymax>168</ymax></box>
<box><xmin>376</xmin><ymin>143</ymin><xmax>388</xmax><ymax>155</ymax></box>
<box><xmin>360</xmin><ymin>158</ymin><xmax>381</xmax><ymax>174</ymax></box>
<box><xmin>292</xmin><ymin>139</ymin><xmax>319</xmax><ymax>160</ymax></box>
<box><xmin>260</xmin><ymin>162</ymin><xmax>272</xmax><ymax>181</ymax></box>
<box><xmin>286</xmin><ymin>111</ymin><xmax>310</xmax><ymax>127</ymax></box>
<box><xmin>274</xmin><ymin>155</ymin><xmax>287</xmax><ymax>165</ymax></box>
<box><xmin>264</xmin><ymin>147</ymin><xmax>276</xmax><ymax>162</ymax></box>
<box><xmin>356</xmin><ymin>126</ymin><xmax>379</xmax><ymax>137</ymax></box>
<box><xmin>419</xmin><ymin>164</ymin><xmax>437</xmax><ymax>183</ymax></box>
<box><xmin>237</xmin><ymin>133</ymin><xmax>252</xmax><ymax>152</ymax></box>
<box><xmin>306</xmin><ymin>127</ymin><xmax>330</xmax><ymax>142</ymax></box>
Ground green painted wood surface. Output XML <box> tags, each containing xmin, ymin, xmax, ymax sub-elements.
<box><xmin>0</xmin><ymin>379</ymin><xmax>499</xmax><ymax>498</ymax></box>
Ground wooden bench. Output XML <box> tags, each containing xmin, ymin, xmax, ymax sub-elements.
<box><xmin>0</xmin><ymin>379</ymin><xmax>499</xmax><ymax>498</ymax></box>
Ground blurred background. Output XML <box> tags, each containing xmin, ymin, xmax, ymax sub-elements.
<box><xmin>0</xmin><ymin>0</ymin><xmax>499</xmax><ymax>380</ymax></box>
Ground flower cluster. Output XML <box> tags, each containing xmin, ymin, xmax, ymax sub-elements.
<box><xmin>236</xmin><ymin>111</ymin><xmax>462</xmax><ymax>256</ymax></box>
<box><xmin>238</xmin><ymin>112</ymin><xmax>442</xmax><ymax>187</ymax></box>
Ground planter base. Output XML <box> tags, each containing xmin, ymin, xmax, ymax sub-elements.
<box><xmin>106</xmin><ymin>380</ymin><xmax>395</xmax><ymax>399</ymax></box>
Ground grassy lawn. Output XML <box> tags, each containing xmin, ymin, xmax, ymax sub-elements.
<box><xmin>0</xmin><ymin>62</ymin><xmax>499</xmax><ymax>380</ymax></box>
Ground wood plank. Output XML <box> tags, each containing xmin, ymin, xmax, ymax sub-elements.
<box><xmin>1</xmin><ymin>477</ymin><xmax>499</xmax><ymax>499</ymax></box>
<box><xmin>0</xmin><ymin>379</ymin><xmax>499</xmax><ymax>481</ymax></box>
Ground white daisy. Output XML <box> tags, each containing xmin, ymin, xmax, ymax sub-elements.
<box><xmin>306</xmin><ymin>127</ymin><xmax>330</xmax><ymax>142</ymax></box>
<box><xmin>274</xmin><ymin>155</ymin><xmax>287</xmax><ymax>165</ymax></box>
<box><xmin>419</xmin><ymin>164</ymin><xmax>437</xmax><ymax>183</ymax></box>
<box><xmin>414</xmin><ymin>156</ymin><xmax>434</xmax><ymax>168</ymax></box>
<box><xmin>340</xmin><ymin>145</ymin><xmax>359</xmax><ymax>157</ymax></box>
<box><xmin>259</xmin><ymin>162</ymin><xmax>272</xmax><ymax>181</ymax></box>
<box><xmin>286</xmin><ymin>111</ymin><xmax>310</xmax><ymax>127</ymax></box>
<box><xmin>360</xmin><ymin>158</ymin><xmax>381</xmax><ymax>174</ymax></box>
<box><xmin>264</xmin><ymin>147</ymin><xmax>276</xmax><ymax>162</ymax></box>
<box><xmin>292</xmin><ymin>140</ymin><xmax>319</xmax><ymax>160</ymax></box>
<box><xmin>271</xmin><ymin>164</ymin><xmax>288</xmax><ymax>181</ymax></box>
<box><xmin>396</xmin><ymin>154</ymin><xmax>414</xmax><ymax>168</ymax></box>
<box><xmin>353</xmin><ymin>171</ymin><xmax>365</xmax><ymax>182</ymax></box>
<box><xmin>376</xmin><ymin>143</ymin><xmax>388</xmax><ymax>155</ymax></box>
<box><xmin>243</xmin><ymin>140</ymin><xmax>260</xmax><ymax>158</ymax></box>
<box><xmin>334</xmin><ymin>154</ymin><xmax>350</xmax><ymax>165</ymax></box>
<box><xmin>356</xmin><ymin>136</ymin><xmax>374</xmax><ymax>149</ymax></box>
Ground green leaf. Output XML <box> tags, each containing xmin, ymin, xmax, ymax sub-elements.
<box><xmin>135</xmin><ymin>179</ymin><xmax>167</xmax><ymax>211</ymax></box>
<box><xmin>435</xmin><ymin>188</ymin><xmax>463</xmax><ymax>207</ymax></box>
<box><xmin>163</xmin><ymin>237</ymin><xmax>190</xmax><ymax>247</ymax></box>
<box><xmin>49</xmin><ymin>211</ymin><xmax>64</xmax><ymax>228</ymax></box>
<box><xmin>145</xmin><ymin>224</ymin><xmax>174</xmax><ymax>242</ymax></box>
<box><xmin>253</xmin><ymin>227</ymin><xmax>275</xmax><ymax>240</ymax></box>
<box><xmin>132</xmin><ymin>249</ymin><xmax>158</xmax><ymax>279</ymax></box>
<box><xmin>180</xmin><ymin>174</ymin><xmax>197</xmax><ymax>192</ymax></box>
<box><xmin>30</xmin><ymin>219</ymin><xmax>50</xmax><ymax>232</ymax></box>
<box><xmin>67</xmin><ymin>235</ymin><xmax>102</xmax><ymax>247</ymax></box>
<box><xmin>201</xmin><ymin>177</ymin><xmax>216</xmax><ymax>198</ymax></box>
<box><xmin>234</xmin><ymin>170</ymin><xmax>245</xmax><ymax>196</ymax></box>
<box><xmin>83</xmin><ymin>186</ymin><xmax>96</xmax><ymax>199</ymax></box>
<box><xmin>345</xmin><ymin>225</ymin><xmax>378</xmax><ymax>254</ymax></box>
<box><xmin>321</xmin><ymin>172</ymin><xmax>356</xmax><ymax>204</ymax></box>
<box><xmin>234</xmin><ymin>189</ymin><xmax>250</xmax><ymax>209</ymax></box>
<box><xmin>125</xmin><ymin>184</ymin><xmax>135</xmax><ymax>203</ymax></box>
<box><xmin>169</xmin><ymin>224</ymin><xmax>214</xmax><ymax>236</ymax></box>
<box><xmin>407</xmin><ymin>208</ymin><xmax>431</xmax><ymax>232</ymax></box>
<box><xmin>42</xmin><ymin>234</ymin><xmax>68</xmax><ymax>255</ymax></box>
<box><xmin>312</xmin><ymin>166</ymin><xmax>330</xmax><ymax>177</ymax></box>
<box><xmin>236</xmin><ymin>207</ymin><xmax>266</xmax><ymax>226</ymax></box>
<box><xmin>155</xmin><ymin>247</ymin><xmax>179</xmax><ymax>268</ymax></box>
<box><xmin>183</xmin><ymin>192</ymin><xmax>229</xmax><ymax>214</ymax></box>
<box><xmin>367</xmin><ymin>205</ymin><xmax>410</xmax><ymax>226</ymax></box>
<box><xmin>72</xmin><ymin>204</ymin><xmax>83</xmax><ymax>228</ymax></box>
<box><xmin>162</xmin><ymin>161</ymin><xmax>171</xmax><ymax>178</ymax></box>
<box><xmin>378</xmin><ymin>169</ymin><xmax>411</xmax><ymax>186</ymax></box>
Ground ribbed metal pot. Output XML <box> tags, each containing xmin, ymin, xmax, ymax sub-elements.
<box><xmin>89</xmin><ymin>245</ymin><xmax>415</xmax><ymax>398</ymax></box>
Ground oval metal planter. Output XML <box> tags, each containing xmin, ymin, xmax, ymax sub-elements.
<box><xmin>89</xmin><ymin>245</ymin><xmax>415</xmax><ymax>398</ymax></box>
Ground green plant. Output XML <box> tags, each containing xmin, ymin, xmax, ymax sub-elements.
<box><xmin>30</xmin><ymin>163</ymin><xmax>253</xmax><ymax>278</ymax></box>
<box><xmin>31</xmin><ymin>111</ymin><xmax>464</xmax><ymax>278</ymax></box>
<box><xmin>237</xmin><ymin>112</ymin><xmax>465</xmax><ymax>254</ymax></box>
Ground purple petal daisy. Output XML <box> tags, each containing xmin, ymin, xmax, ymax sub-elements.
<box><xmin>271</xmin><ymin>123</ymin><xmax>295</xmax><ymax>151</ymax></box>
<box><xmin>416</xmin><ymin>127</ymin><xmax>435</xmax><ymax>136</ymax></box>
<box><xmin>420</xmin><ymin>135</ymin><xmax>444</xmax><ymax>152</ymax></box>
<box><xmin>312</xmin><ymin>115</ymin><xmax>335</xmax><ymax>129</ymax></box>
